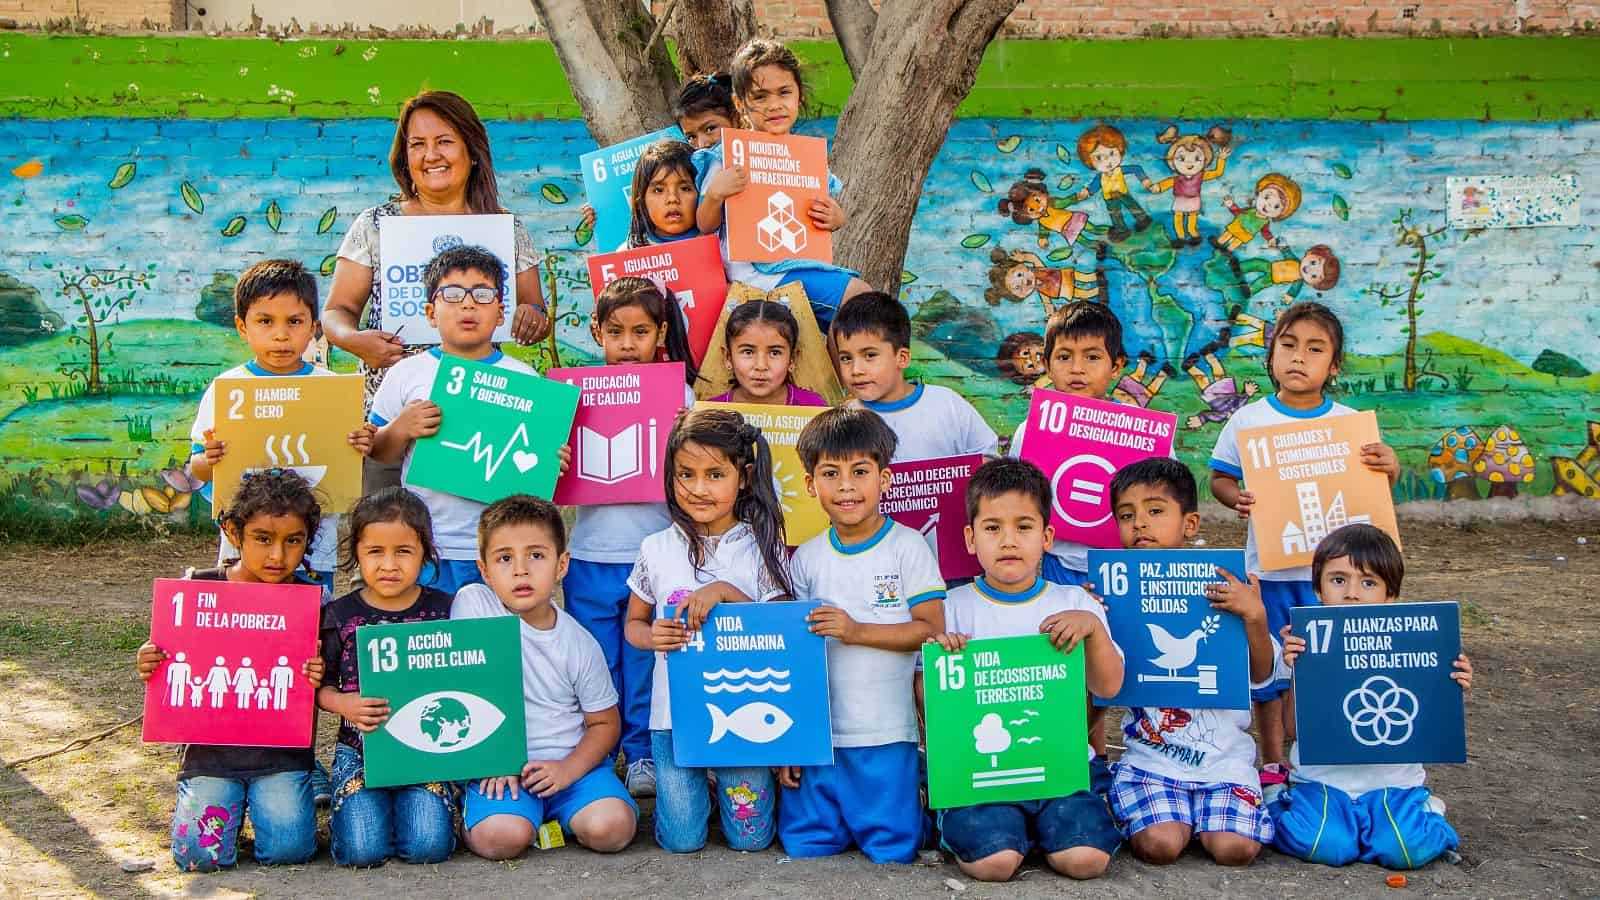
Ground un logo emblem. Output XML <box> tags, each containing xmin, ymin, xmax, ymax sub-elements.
<box><xmin>1342</xmin><ymin>675</ymin><xmax>1419</xmax><ymax>747</ymax></box>
<box><xmin>432</xmin><ymin>234</ymin><xmax>465</xmax><ymax>254</ymax></box>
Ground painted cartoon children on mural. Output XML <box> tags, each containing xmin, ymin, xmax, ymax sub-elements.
<box><xmin>1069</xmin><ymin>124</ymin><xmax>1154</xmax><ymax>242</ymax></box>
<box><xmin>1232</xmin><ymin>242</ymin><xmax>1341</xmax><ymax>301</ymax></box>
<box><xmin>1182</xmin><ymin>345</ymin><xmax>1260</xmax><ymax>429</ymax></box>
<box><xmin>984</xmin><ymin>247</ymin><xmax>1105</xmax><ymax>315</ymax></box>
<box><xmin>1141</xmin><ymin>125</ymin><xmax>1234</xmax><ymax>247</ymax></box>
<box><xmin>1112</xmin><ymin>351</ymin><xmax>1173</xmax><ymax>408</ymax></box>
<box><xmin>1214</xmin><ymin>172</ymin><xmax>1301</xmax><ymax>252</ymax></box>
<box><xmin>997</xmin><ymin>169</ymin><xmax>1090</xmax><ymax>248</ymax></box>
<box><xmin>995</xmin><ymin>332</ymin><xmax>1047</xmax><ymax>386</ymax></box>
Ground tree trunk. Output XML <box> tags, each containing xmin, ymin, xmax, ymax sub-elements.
<box><xmin>529</xmin><ymin>0</ymin><xmax>678</xmax><ymax>145</ymax></box>
<box><xmin>831</xmin><ymin>0</ymin><xmax>1022</xmax><ymax>292</ymax></box>
<box><xmin>673</xmin><ymin>0</ymin><xmax>758</xmax><ymax>77</ymax></box>
<box><xmin>826</xmin><ymin>0</ymin><xmax>879</xmax><ymax>77</ymax></box>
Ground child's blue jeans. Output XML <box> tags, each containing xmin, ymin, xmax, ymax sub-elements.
<box><xmin>328</xmin><ymin>743</ymin><xmax>456</xmax><ymax>867</ymax></box>
<box><xmin>171</xmin><ymin>771</ymin><xmax>316</xmax><ymax>872</ymax></box>
<box><xmin>650</xmin><ymin>729</ymin><xmax>776</xmax><ymax>853</ymax></box>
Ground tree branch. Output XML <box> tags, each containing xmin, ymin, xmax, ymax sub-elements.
<box><xmin>825</xmin><ymin>0</ymin><xmax>879</xmax><ymax>78</ymax></box>
<box><xmin>831</xmin><ymin>0</ymin><xmax>1022</xmax><ymax>290</ymax></box>
<box><xmin>530</xmin><ymin>0</ymin><xmax>678</xmax><ymax>145</ymax></box>
<box><xmin>672</xmin><ymin>0</ymin><xmax>757</xmax><ymax>77</ymax></box>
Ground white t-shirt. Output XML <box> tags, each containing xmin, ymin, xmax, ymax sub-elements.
<box><xmin>368</xmin><ymin>348</ymin><xmax>539</xmax><ymax>560</ymax></box>
<box><xmin>627</xmin><ymin>522</ymin><xmax>789</xmax><ymax>731</ymax></box>
<box><xmin>568</xmin><ymin>384</ymin><xmax>696</xmax><ymax>564</ymax></box>
<box><xmin>790</xmin><ymin>519</ymin><xmax>946</xmax><ymax>747</ymax></box>
<box><xmin>1209</xmin><ymin>395</ymin><xmax>1356</xmax><ymax>581</ymax></box>
<box><xmin>1118</xmin><ymin>637</ymin><xmax>1282</xmax><ymax>787</ymax></box>
<box><xmin>861</xmin><ymin>383</ymin><xmax>1000</xmax><ymax>464</ymax></box>
<box><xmin>451</xmin><ymin>583</ymin><xmax>619</xmax><ymax>763</ymax></box>
<box><xmin>943</xmin><ymin>577</ymin><xmax>1122</xmax><ymax>761</ymax></box>
<box><xmin>191</xmin><ymin>361</ymin><xmax>340</xmax><ymax>572</ymax></box>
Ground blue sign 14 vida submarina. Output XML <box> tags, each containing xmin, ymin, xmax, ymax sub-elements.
<box><xmin>667</xmin><ymin>601</ymin><xmax>833</xmax><ymax>767</ymax></box>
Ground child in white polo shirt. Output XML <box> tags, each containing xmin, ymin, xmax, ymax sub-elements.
<box><xmin>779</xmin><ymin>406</ymin><xmax>946</xmax><ymax>864</ymax></box>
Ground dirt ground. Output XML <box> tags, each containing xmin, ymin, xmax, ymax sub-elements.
<box><xmin>2</xmin><ymin>516</ymin><xmax>1598</xmax><ymax>899</ymax></box>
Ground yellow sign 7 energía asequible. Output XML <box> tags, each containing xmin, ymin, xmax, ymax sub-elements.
<box><xmin>211</xmin><ymin>373</ymin><xmax>365</xmax><ymax>515</ymax></box>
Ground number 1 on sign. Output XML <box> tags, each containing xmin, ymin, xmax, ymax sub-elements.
<box><xmin>171</xmin><ymin>591</ymin><xmax>183</xmax><ymax>627</ymax></box>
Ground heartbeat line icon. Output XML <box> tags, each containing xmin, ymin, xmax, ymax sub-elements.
<box><xmin>440</xmin><ymin>423</ymin><xmax>536</xmax><ymax>481</ymax></box>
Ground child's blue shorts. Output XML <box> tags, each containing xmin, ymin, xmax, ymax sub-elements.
<box><xmin>937</xmin><ymin>755</ymin><xmax>1120</xmax><ymax>862</ymax></box>
<box><xmin>777</xmin><ymin>269</ymin><xmax>852</xmax><ymax>332</ymax></box>
<box><xmin>1269</xmin><ymin>780</ymin><xmax>1458</xmax><ymax>870</ymax></box>
<box><xmin>463</xmin><ymin>765</ymin><xmax>637</xmax><ymax>835</ymax></box>
<box><xmin>1256</xmin><ymin>578</ymin><xmax>1318</xmax><ymax>701</ymax></box>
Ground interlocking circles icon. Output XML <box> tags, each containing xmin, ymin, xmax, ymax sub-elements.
<box><xmin>1342</xmin><ymin>675</ymin><xmax>1420</xmax><ymax>747</ymax></box>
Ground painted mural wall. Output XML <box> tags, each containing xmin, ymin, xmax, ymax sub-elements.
<box><xmin>0</xmin><ymin>37</ymin><xmax>1597</xmax><ymax>528</ymax></box>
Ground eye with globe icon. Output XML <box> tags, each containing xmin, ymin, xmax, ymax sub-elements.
<box><xmin>386</xmin><ymin>690</ymin><xmax>506</xmax><ymax>755</ymax></box>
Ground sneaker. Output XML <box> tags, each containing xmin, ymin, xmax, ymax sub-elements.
<box><xmin>311</xmin><ymin>760</ymin><xmax>333</xmax><ymax>807</ymax></box>
<box><xmin>626</xmin><ymin>758</ymin><xmax>657</xmax><ymax>798</ymax></box>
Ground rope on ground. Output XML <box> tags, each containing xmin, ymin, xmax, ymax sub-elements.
<box><xmin>3</xmin><ymin>714</ymin><xmax>143</xmax><ymax>768</ymax></box>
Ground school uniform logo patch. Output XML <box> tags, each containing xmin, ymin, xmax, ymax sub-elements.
<box><xmin>872</xmin><ymin>573</ymin><xmax>904</xmax><ymax>609</ymax></box>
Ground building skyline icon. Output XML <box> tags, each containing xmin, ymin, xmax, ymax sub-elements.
<box><xmin>1282</xmin><ymin>481</ymin><xmax>1371</xmax><ymax>555</ymax></box>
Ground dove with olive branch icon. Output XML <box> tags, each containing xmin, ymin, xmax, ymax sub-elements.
<box><xmin>1146</xmin><ymin>614</ymin><xmax>1222</xmax><ymax>678</ymax></box>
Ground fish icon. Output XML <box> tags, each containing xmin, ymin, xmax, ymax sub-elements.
<box><xmin>706</xmin><ymin>702</ymin><xmax>794</xmax><ymax>744</ymax></box>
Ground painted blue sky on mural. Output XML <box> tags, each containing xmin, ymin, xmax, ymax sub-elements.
<box><xmin>0</xmin><ymin>116</ymin><xmax>1594</xmax><ymax>368</ymax></box>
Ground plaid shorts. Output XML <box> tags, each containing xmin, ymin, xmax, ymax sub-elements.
<box><xmin>1110</xmin><ymin>765</ymin><xmax>1274</xmax><ymax>844</ymax></box>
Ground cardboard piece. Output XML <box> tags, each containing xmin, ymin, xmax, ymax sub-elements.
<box><xmin>695</xmin><ymin>281</ymin><xmax>846</xmax><ymax>405</ymax></box>
<box><xmin>697</xmin><ymin>401</ymin><xmax>829</xmax><ymax>546</ymax></box>
<box><xmin>377</xmin><ymin>214</ymin><xmax>517</xmax><ymax>344</ymax></box>
<box><xmin>721</xmin><ymin>129</ymin><xmax>833</xmax><ymax>264</ymax></box>
<box><xmin>1291</xmin><ymin>601</ymin><xmax>1465</xmax><ymax>766</ymax></box>
<box><xmin>1087</xmin><ymin>549</ymin><xmax>1252</xmax><ymax>710</ymax></box>
<box><xmin>1236</xmin><ymin>410</ymin><xmax>1400</xmax><ymax>571</ymax></box>
<box><xmin>1017</xmin><ymin>390</ymin><xmax>1177</xmax><ymax>548</ymax></box>
<box><xmin>357</xmin><ymin>617</ymin><xmax>528</xmax><ymax>787</ymax></box>
<box><xmin>142</xmin><ymin>578</ymin><xmax>321</xmax><ymax>747</ymax></box>
<box><xmin>880</xmin><ymin>455</ymin><xmax>982</xmax><ymax>581</ymax></box>
<box><xmin>585</xmin><ymin>235</ymin><xmax>729</xmax><ymax>366</ymax></box>
<box><xmin>666</xmin><ymin>602</ymin><xmax>833</xmax><ymax>767</ymax></box>
<box><xmin>546</xmin><ymin>362</ymin><xmax>688</xmax><ymax>506</ymax></box>
<box><xmin>580</xmin><ymin>125</ymin><xmax>686</xmax><ymax>251</ymax></box>
<box><xmin>408</xmin><ymin>354</ymin><xmax>580</xmax><ymax>503</ymax></box>
<box><xmin>211</xmin><ymin>373</ymin><xmax>364</xmax><ymax>515</ymax></box>
<box><xmin>923</xmin><ymin>635</ymin><xmax>1088</xmax><ymax>808</ymax></box>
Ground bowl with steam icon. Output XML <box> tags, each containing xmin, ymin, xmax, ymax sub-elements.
<box><xmin>246</xmin><ymin>433</ymin><xmax>327</xmax><ymax>488</ymax></box>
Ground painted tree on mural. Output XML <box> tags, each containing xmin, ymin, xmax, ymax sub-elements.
<box><xmin>528</xmin><ymin>0</ymin><xmax>1022</xmax><ymax>292</ymax></box>
<box><xmin>1366</xmin><ymin>209</ymin><xmax>1458</xmax><ymax>393</ymax></box>
<box><xmin>51</xmin><ymin>264</ymin><xmax>155</xmax><ymax>394</ymax></box>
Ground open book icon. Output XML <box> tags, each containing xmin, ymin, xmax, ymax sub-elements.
<box><xmin>577</xmin><ymin>419</ymin><xmax>659</xmax><ymax>486</ymax></box>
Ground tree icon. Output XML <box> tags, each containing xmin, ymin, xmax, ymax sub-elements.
<box><xmin>973</xmin><ymin>713</ymin><xmax>1012</xmax><ymax>767</ymax></box>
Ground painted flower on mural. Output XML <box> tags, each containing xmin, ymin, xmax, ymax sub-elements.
<box><xmin>75</xmin><ymin>477</ymin><xmax>121</xmax><ymax>510</ymax></box>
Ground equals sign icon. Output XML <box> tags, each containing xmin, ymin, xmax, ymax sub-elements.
<box><xmin>1068</xmin><ymin>478</ymin><xmax>1105</xmax><ymax>505</ymax></box>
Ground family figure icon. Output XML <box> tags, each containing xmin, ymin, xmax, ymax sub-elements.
<box><xmin>161</xmin><ymin>651</ymin><xmax>296</xmax><ymax>711</ymax></box>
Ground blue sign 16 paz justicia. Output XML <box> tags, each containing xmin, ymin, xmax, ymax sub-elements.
<box><xmin>1291</xmin><ymin>601</ymin><xmax>1465</xmax><ymax>766</ymax></box>
<box><xmin>667</xmin><ymin>602</ymin><xmax>833</xmax><ymax>768</ymax></box>
<box><xmin>1088</xmin><ymin>549</ymin><xmax>1251</xmax><ymax>710</ymax></box>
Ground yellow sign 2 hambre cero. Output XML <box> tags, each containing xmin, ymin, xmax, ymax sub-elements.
<box><xmin>211</xmin><ymin>374</ymin><xmax>365</xmax><ymax>515</ymax></box>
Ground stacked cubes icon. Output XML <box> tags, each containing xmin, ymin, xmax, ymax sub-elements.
<box><xmin>757</xmin><ymin>191</ymin><xmax>808</xmax><ymax>254</ymax></box>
